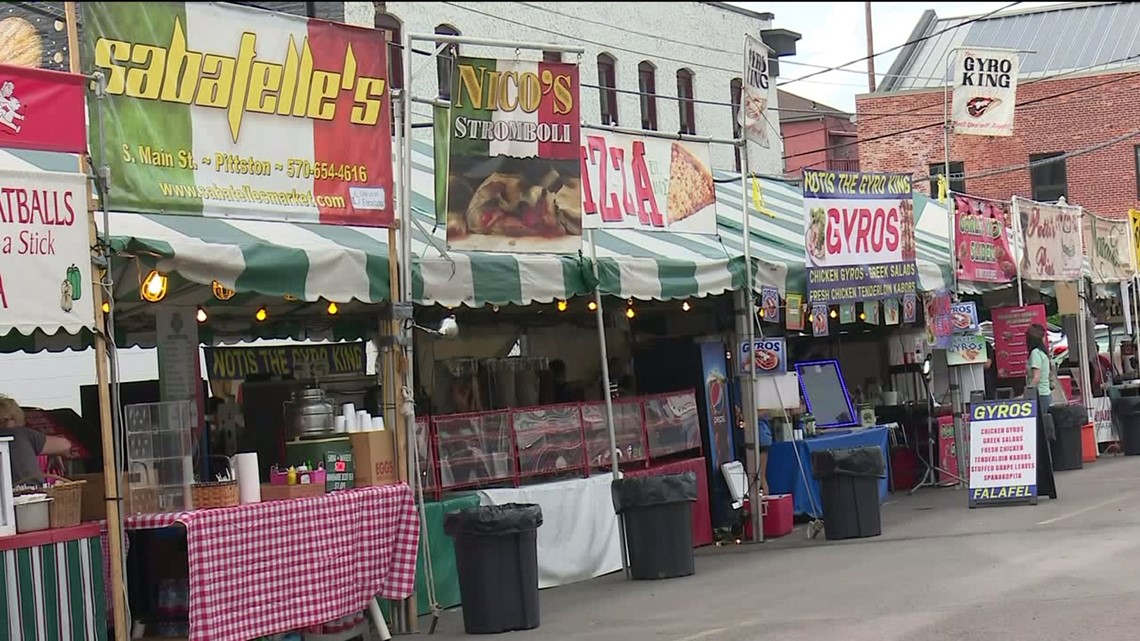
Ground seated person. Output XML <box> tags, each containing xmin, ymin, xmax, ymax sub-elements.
<box><xmin>0</xmin><ymin>395</ymin><xmax>72</xmax><ymax>484</ymax></box>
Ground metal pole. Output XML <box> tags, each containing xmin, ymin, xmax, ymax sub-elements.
<box><xmin>1013</xmin><ymin>198</ymin><xmax>1026</xmax><ymax>306</ymax></box>
<box><xmin>864</xmin><ymin>1</ymin><xmax>877</xmax><ymax>92</ymax></box>
<box><xmin>583</xmin><ymin>121</ymin><xmax>737</xmax><ymax>147</ymax></box>
<box><xmin>739</xmin><ymin>145</ymin><xmax>763</xmax><ymax>542</ymax></box>
<box><xmin>942</xmin><ymin>48</ymin><xmax>968</xmax><ymax>488</ymax></box>
<box><xmin>588</xmin><ymin>230</ymin><xmax>630</xmax><ymax>576</ymax></box>
<box><xmin>410</xmin><ymin>32</ymin><xmax>584</xmax><ymax>53</ymax></box>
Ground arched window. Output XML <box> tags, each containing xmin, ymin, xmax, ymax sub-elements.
<box><xmin>597</xmin><ymin>53</ymin><xmax>618</xmax><ymax>125</ymax></box>
<box><xmin>638</xmin><ymin>61</ymin><xmax>657</xmax><ymax>130</ymax></box>
<box><xmin>730</xmin><ymin>78</ymin><xmax>743</xmax><ymax>170</ymax></box>
<box><xmin>677</xmin><ymin>68</ymin><xmax>696</xmax><ymax>135</ymax></box>
<box><xmin>375</xmin><ymin>12</ymin><xmax>403</xmax><ymax>91</ymax></box>
<box><xmin>435</xmin><ymin>24</ymin><xmax>460</xmax><ymax>100</ymax></box>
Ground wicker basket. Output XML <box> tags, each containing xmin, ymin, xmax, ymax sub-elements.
<box><xmin>191</xmin><ymin>481</ymin><xmax>238</xmax><ymax>509</ymax></box>
<box><xmin>44</xmin><ymin>475</ymin><xmax>85</xmax><ymax>528</ymax></box>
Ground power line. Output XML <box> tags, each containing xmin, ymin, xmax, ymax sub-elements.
<box><xmin>778</xmin><ymin>2</ymin><xmax>1022</xmax><ymax>88</ymax></box>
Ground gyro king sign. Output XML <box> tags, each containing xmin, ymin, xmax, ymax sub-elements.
<box><xmin>82</xmin><ymin>1</ymin><xmax>394</xmax><ymax>226</ymax></box>
<box><xmin>951</xmin><ymin>48</ymin><xmax>1019</xmax><ymax>137</ymax></box>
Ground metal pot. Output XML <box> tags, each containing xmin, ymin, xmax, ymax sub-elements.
<box><xmin>284</xmin><ymin>388</ymin><xmax>335</xmax><ymax>439</ymax></box>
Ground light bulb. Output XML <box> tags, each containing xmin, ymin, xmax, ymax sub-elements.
<box><xmin>682</xmin><ymin>301</ymin><xmax>691</xmax><ymax>312</ymax></box>
<box><xmin>255</xmin><ymin>307</ymin><xmax>268</xmax><ymax>322</ymax></box>
<box><xmin>101</xmin><ymin>301</ymin><xmax>110</xmax><ymax>313</ymax></box>
<box><xmin>140</xmin><ymin>270</ymin><xmax>168</xmax><ymax>302</ymax></box>
<box><xmin>588</xmin><ymin>301</ymin><xmax>598</xmax><ymax>311</ymax></box>
<box><xmin>492</xmin><ymin>304</ymin><xmax>500</xmax><ymax>312</ymax></box>
<box><xmin>625</xmin><ymin>307</ymin><xmax>635</xmax><ymax>319</ymax></box>
<box><xmin>859</xmin><ymin>312</ymin><xmax>867</xmax><ymax>321</ymax></box>
<box><xmin>196</xmin><ymin>307</ymin><xmax>208</xmax><ymax>323</ymax></box>
<box><xmin>758</xmin><ymin>308</ymin><xmax>765</xmax><ymax>317</ymax></box>
<box><xmin>557</xmin><ymin>300</ymin><xmax>568</xmax><ymax>312</ymax></box>
<box><xmin>327</xmin><ymin>302</ymin><xmax>339</xmax><ymax>315</ymax></box>
<box><xmin>829</xmin><ymin>309</ymin><xmax>838</xmax><ymax>319</ymax></box>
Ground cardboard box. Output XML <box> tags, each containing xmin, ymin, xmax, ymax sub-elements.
<box><xmin>349</xmin><ymin>430</ymin><xmax>398</xmax><ymax>487</ymax></box>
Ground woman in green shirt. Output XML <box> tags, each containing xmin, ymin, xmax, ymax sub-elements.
<box><xmin>1025</xmin><ymin>324</ymin><xmax>1057</xmax><ymax>500</ymax></box>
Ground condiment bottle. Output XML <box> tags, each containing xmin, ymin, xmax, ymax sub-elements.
<box><xmin>287</xmin><ymin>466</ymin><xmax>298</xmax><ymax>485</ymax></box>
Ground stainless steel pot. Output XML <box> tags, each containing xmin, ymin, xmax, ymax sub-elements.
<box><xmin>284</xmin><ymin>387</ymin><xmax>334</xmax><ymax>439</ymax></box>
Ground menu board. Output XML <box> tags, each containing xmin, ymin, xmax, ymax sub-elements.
<box><xmin>991</xmin><ymin>304</ymin><xmax>1047</xmax><ymax>379</ymax></box>
<box><xmin>968</xmin><ymin>399</ymin><xmax>1038</xmax><ymax>507</ymax></box>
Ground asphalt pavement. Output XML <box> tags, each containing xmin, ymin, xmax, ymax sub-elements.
<box><xmin>420</xmin><ymin>455</ymin><xmax>1140</xmax><ymax>640</ymax></box>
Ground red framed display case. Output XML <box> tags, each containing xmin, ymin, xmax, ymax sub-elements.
<box><xmin>418</xmin><ymin>389</ymin><xmax>702</xmax><ymax>498</ymax></box>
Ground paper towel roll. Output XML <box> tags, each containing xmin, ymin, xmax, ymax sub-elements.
<box><xmin>371</xmin><ymin>416</ymin><xmax>386</xmax><ymax>431</ymax></box>
<box><xmin>233</xmin><ymin>452</ymin><xmax>261</xmax><ymax>504</ymax></box>
<box><xmin>357</xmin><ymin>410</ymin><xmax>371</xmax><ymax>432</ymax></box>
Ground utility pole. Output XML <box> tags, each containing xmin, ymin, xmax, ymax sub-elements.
<box><xmin>865</xmin><ymin>1</ymin><xmax>877</xmax><ymax>92</ymax></box>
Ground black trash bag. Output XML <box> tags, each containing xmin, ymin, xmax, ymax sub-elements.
<box><xmin>1111</xmin><ymin>396</ymin><xmax>1140</xmax><ymax>423</ymax></box>
<box><xmin>811</xmin><ymin>446</ymin><xmax>886</xmax><ymax>479</ymax></box>
<box><xmin>443</xmin><ymin>503</ymin><xmax>543</xmax><ymax>537</ymax></box>
<box><xmin>611</xmin><ymin>472</ymin><xmax>698</xmax><ymax>514</ymax></box>
<box><xmin>1049</xmin><ymin>404</ymin><xmax>1088</xmax><ymax>432</ymax></box>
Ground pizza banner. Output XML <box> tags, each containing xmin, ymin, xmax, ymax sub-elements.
<box><xmin>1013</xmin><ymin>197</ymin><xmax>1082</xmax><ymax>281</ymax></box>
<box><xmin>1082</xmin><ymin>212</ymin><xmax>1135</xmax><ymax>283</ymax></box>
<box><xmin>444</xmin><ymin>56</ymin><xmax>581</xmax><ymax>253</ymax></box>
<box><xmin>580</xmin><ymin>130</ymin><xmax>718</xmax><ymax>234</ymax></box>
<box><xmin>951</xmin><ymin>48</ymin><xmax>1018</xmax><ymax>137</ymax></box>
<box><xmin>953</xmin><ymin>193</ymin><xmax>1016</xmax><ymax>283</ymax></box>
<box><xmin>803</xmin><ymin>169</ymin><xmax>917</xmax><ymax>306</ymax></box>
<box><xmin>82</xmin><ymin>1</ymin><xmax>394</xmax><ymax>226</ymax></box>
<box><xmin>0</xmin><ymin>64</ymin><xmax>87</xmax><ymax>154</ymax></box>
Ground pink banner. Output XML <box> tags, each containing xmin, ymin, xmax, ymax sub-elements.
<box><xmin>953</xmin><ymin>194</ymin><xmax>1016</xmax><ymax>283</ymax></box>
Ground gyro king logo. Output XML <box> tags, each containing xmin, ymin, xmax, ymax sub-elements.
<box><xmin>91</xmin><ymin>18</ymin><xmax>388</xmax><ymax>143</ymax></box>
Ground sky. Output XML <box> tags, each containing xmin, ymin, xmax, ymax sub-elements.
<box><xmin>734</xmin><ymin>1</ymin><xmax>1066</xmax><ymax>112</ymax></box>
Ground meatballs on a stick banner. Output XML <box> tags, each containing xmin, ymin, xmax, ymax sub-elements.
<box><xmin>953</xmin><ymin>193</ymin><xmax>1017</xmax><ymax>283</ymax></box>
<box><xmin>443</xmin><ymin>56</ymin><xmax>581</xmax><ymax>253</ymax></box>
<box><xmin>802</xmin><ymin>169</ymin><xmax>917</xmax><ymax>306</ymax></box>
<box><xmin>952</xmin><ymin>48</ymin><xmax>1019</xmax><ymax>137</ymax></box>
<box><xmin>0</xmin><ymin>170</ymin><xmax>94</xmax><ymax>336</ymax></box>
<box><xmin>82</xmin><ymin>1</ymin><xmax>394</xmax><ymax>226</ymax></box>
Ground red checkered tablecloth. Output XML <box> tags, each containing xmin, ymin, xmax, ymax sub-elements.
<box><xmin>101</xmin><ymin>483</ymin><xmax>419</xmax><ymax>641</ymax></box>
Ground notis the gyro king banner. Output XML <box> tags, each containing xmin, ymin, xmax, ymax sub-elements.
<box><xmin>953</xmin><ymin>194</ymin><xmax>1016</xmax><ymax>283</ymax></box>
<box><xmin>444</xmin><ymin>56</ymin><xmax>581</xmax><ymax>253</ymax></box>
<box><xmin>82</xmin><ymin>2</ymin><xmax>393</xmax><ymax>226</ymax></box>
<box><xmin>802</xmin><ymin>169</ymin><xmax>917</xmax><ymax>306</ymax></box>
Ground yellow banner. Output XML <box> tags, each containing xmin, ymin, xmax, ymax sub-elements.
<box><xmin>1130</xmin><ymin>209</ymin><xmax>1140</xmax><ymax>273</ymax></box>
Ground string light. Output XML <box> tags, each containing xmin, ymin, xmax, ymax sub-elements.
<box><xmin>196</xmin><ymin>307</ymin><xmax>208</xmax><ymax>323</ymax></box>
<box><xmin>829</xmin><ymin>309</ymin><xmax>838</xmax><ymax>319</ymax></box>
<box><xmin>492</xmin><ymin>304</ymin><xmax>500</xmax><ymax>312</ymax></box>
<box><xmin>859</xmin><ymin>312</ymin><xmax>867</xmax><ymax>321</ymax></box>
<box><xmin>682</xmin><ymin>301</ymin><xmax>691</xmax><ymax>312</ymax></box>
<box><xmin>327</xmin><ymin>302</ymin><xmax>339</xmax><ymax>315</ymax></box>
<box><xmin>255</xmin><ymin>307</ymin><xmax>268</xmax><ymax>322</ymax></box>
<box><xmin>101</xmin><ymin>301</ymin><xmax>110</xmax><ymax>313</ymax></box>
<box><xmin>625</xmin><ymin>306</ymin><xmax>636</xmax><ymax>319</ymax></box>
<box><xmin>557</xmin><ymin>300</ymin><xmax>568</xmax><ymax>312</ymax></box>
<box><xmin>211</xmin><ymin>280</ymin><xmax>235</xmax><ymax>301</ymax></box>
<box><xmin>141</xmin><ymin>270</ymin><xmax>167</xmax><ymax>302</ymax></box>
<box><xmin>588</xmin><ymin>301</ymin><xmax>598</xmax><ymax>311</ymax></box>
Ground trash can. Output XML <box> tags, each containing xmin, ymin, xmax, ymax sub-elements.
<box><xmin>1049</xmin><ymin>405</ymin><xmax>1087</xmax><ymax>471</ymax></box>
<box><xmin>1112</xmin><ymin>397</ymin><xmax>1140</xmax><ymax>455</ymax></box>
<box><xmin>811</xmin><ymin>446</ymin><xmax>885</xmax><ymax>541</ymax></box>
<box><xmin>444</xmin><ymin>503</ymin><xmax>543</xmax><ymax>634</ymax></box>
<box><xmin>611</xmin><ymin>472</ymin><xmax>697</xmax><ymax>580</ymax></box>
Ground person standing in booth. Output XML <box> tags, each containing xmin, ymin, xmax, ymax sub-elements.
<box><xmin>1024</xmin><ymin>325</ymin><xmax>1058</xmax><ymax>500</ymax></box>
<box><xmin>0</xmin><ymin>395</ymin><xmax>73</xmax><ymax>484</ymax></box>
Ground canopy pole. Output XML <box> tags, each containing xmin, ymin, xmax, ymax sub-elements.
<box><xmin>588</xmin><ymin>230</ymin><xmax>629</xmax><ymax>577</ymax></box>
<box><xmin>943</xmin><ymin>47</ymin><xmax>969</xmax><ymax>489</ymax></box>
<box><xmin>739</xmin><ymin>144</ymin><xmax>763</xmax><ymax>543</ymax></box>
<box><xmin>66</xmin><ymin>3</ymin><xmax>128</xmax><ymax>639</ymax></box>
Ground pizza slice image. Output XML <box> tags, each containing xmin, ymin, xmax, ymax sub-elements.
<box><xmin>666</xmin><ymin>142</ymin><xmax>716</xmax><ymax>224</ymax></box>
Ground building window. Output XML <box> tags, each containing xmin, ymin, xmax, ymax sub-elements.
<box><xmin>435</xmin><ymin>24</ymin><xmax>460</xmax><ymax>101</ymax></box>
<box><xmin>543</xmin><ymin>51</ymin><xmax>562</xmax><ymax>63</ymax></box>
<box><xmin>928</xmin><ymin>161</ymin><xmax>965</xmax><ymax>196</ymax></box>
<box><xmin>677</xmin><ymin>69</ymin><xmax>696</xmax><ymax>135</ymax></box>
<box><xmin>638</xmin><ymin>61</ymin><xmax>657</xmax><ymax>130</ymax></box>
<box><xmin>375</xmin><ymin>12</ymin><xmax>403</xmax><ymax>91</ymax></box>
<box><xmin>597</xmin><ymin>53</ymin><xmax>618</xmax><ymax>125</ymax></box>
<box><xmin>1030</xmin><ymin>152</ymin><xmax>1067</xmax><ymax>202</ymax></box>
<box><xmin>730</xmin><ymin>78</ymin><xmax>742</xmax><ymax>171</ymax></box>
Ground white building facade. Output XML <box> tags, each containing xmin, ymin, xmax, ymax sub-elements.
<box><xmin>344</xmin><ymin>1</ymin><xmax>797</xmax><ymax>175</ymax></box>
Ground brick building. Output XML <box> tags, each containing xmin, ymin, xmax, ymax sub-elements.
<box><xmin>777</xmin><ymin>89</ymin><xmax>857</xmax><ymax>176</ymax></box>
<box><xmin>856</xmin><ymin>2</ymin><xmax>1140</xmax><ymax>218</ymax></box>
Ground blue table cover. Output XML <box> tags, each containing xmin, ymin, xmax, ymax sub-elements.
<box><xmin>766</xmin><ymin>426</ymin><xmax>891</xmax><ymax>518</ymax></box>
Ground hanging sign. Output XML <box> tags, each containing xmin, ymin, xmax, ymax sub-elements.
<box><xmin>444</xmin><ymin>55</ymin><xmax>581</xmax><ymax>253</ymax></box>
<box><xmin>951</xmin><ymin>301</ymin><xmax>980</xmax><ymax>334</ymax></box>
<box><xmin>953</xmin><ymin>194</ymin><xmax>1016</xmax><ymax>283</ymax></box>
<box><xmin>737</xmin><ymin>338</ymin><xmax>786</xmax><ymax>376</ymax></box>
<box><xmin>785</xmin><ymin>293</ymin><xmax>803</xmax><ymax>331</ymax></box>
<box><xmin>1082</xmin><ymin>213</ymin><xmax>1135</xmax><ymax>283</ymax></box>
<box><xmin>803</xmin><ymin>169</ymin><xmax>917</xmax><ymax>306</ymax></box>
<box><xmin>580</xmin><ymin>130</ymin><xmax>717</xmax><ymax>234</ymax></box>
<box><xmin>760</xmin><ymin>286</ymin><xmax>780</xmax><ymax>322</ymax></box>
<box><xmin>924</xmin><ymin>291</ymin><xmax>953</xmax><ymax>349</ymax></box>
<box><xmin>991</xmin><ymin>303</ymin><xmax>1047</xmax><ymax>379</ymax></box>
<box><xmin>0</xmin><ymin>169</ymin><xmax>94</xmax><ymax>336</ymax></box>
<box><xmin>951</xmin><ymin>48</ymin><xmax>1019</xmax><ymax>137</ymax></box>
<box><xmin>0</xmin><ymin>64</ymin><xmax>87</xmax><ymax>154</ymax></box>
<box><xmin>739</xmin><ymin>34</ymin><xmax>771</xmax><ymax>149</ymax></box>
<box><xmin>82</xmin><ymin>1</ymin><xmax>394</xmax><ymax>226</ymax></box>
<box><xmin>947</xmin><ymin>334</ymin><xmax>988</xmax><ymax>366</ymax></box>
<box><xmin>204</xmin><ymin>342</ymin><xmax>368</xmax><ymax>381</ymax></box>
<box><xmin>968</xmin><ymin>399</ymin><xmax>1038</xmax><ymax>507</ymax></box>
<box><xmin>1013</xmin><ymin>197</ymin><xmax>1082</xmax><ymax>281</ymax></box>
<box><xmin>811</xmin><ymin>304</ymin><xmax>829</xmax><ymax>337</ymax></box>
<box><xmin>902</xmin><ymin>293</ymin><xmax>917</xmax><ymax>324</ymax></box>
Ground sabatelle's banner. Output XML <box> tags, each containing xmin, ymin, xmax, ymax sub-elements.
<box><xmin>952</xmin><ymin>48</ymin><xmax>1019</xmax><ymax>137</ymax></box>
<box><xmin>580</xmin><ymin>130</ymin><xmax>719</xmax><ymax>234</ymax></box>
<box><xmin>82</xmin><ymin>2</ymin><xmax>394</xmax><ymax>226</ymax></box>
<box><xmin>1082</xmin><ymin>212</ymin><xmax>1135</xmax><ymax>283</ymax></box>
<box><xmin>952</xmin><ymin>193</ymin><xmax>1016</xmax><ymax>283</ymax></box>
<box><xmin>443</xmin><ymin>56</ymin><xmax>581</xmax><ymax>253</ymax></box>
<box><xmin>802</xmin><ymin>169</ymin><xmax>917</xmax><ymax>306</ymax></box>
<box><xmin>1013</xmin><ymin>196</ymin><xmax>1083</xmax><ymax>281</ymax></box>
<box><xmin>0</xmin><ymin>170</ymin><xmax>94</xmax><ymax>336</ymax></box>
